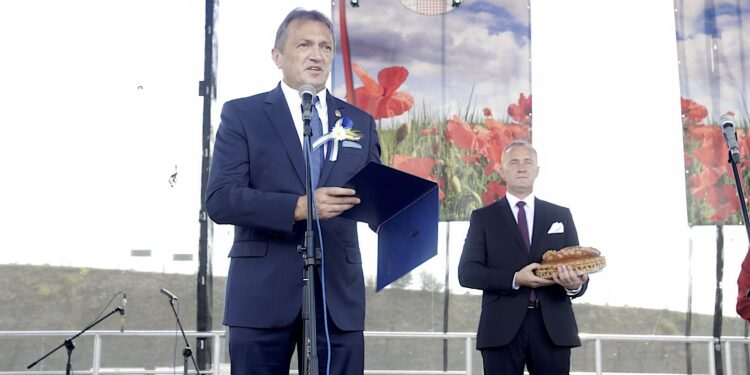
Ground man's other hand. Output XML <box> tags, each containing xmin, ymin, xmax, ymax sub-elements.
<box><xmin>552</xmin><ymin>265</ymin><xmax>588</xmax><ymax>290</ymax></box>
<box><xmin>295</xmin><ymin>187</ymin><xmax>360</xmax><ymax>221</ymax></box>
<box><xmin>515</xmin><ymin>263</ymin><xmax>555</xmax><ymax>288</ymax></box>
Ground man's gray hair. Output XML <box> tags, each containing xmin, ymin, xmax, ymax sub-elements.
<box><xmin>274</xmin><ymin>8</ymin><xmax>334</xmax><ymax>52</ymax></box>
<box><xmin>503</xmin><ymin>140</ymin><xmax>537</xmax><ymax>158</ymax></box>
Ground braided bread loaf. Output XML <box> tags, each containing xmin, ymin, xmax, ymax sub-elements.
<box><xmin>534</xmin><ymin>246</ymin><xmax>606</xmax><ymax>279</ymax></box>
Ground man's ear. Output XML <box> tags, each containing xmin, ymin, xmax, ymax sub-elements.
<box><xmin>271</xmin><ymin>48</ymin><xmax>282</xmax><ymax>69</ymax></box>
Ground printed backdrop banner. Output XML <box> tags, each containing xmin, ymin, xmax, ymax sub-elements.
<box><xmin>332</xmin><ymin>0</ymin><xmax>532</xmax><ymax>221</ymax></box>
<box><xmin>676</xmin><ymin>0</ymin><xmax>750</xmax><ymax>225</ymax></box>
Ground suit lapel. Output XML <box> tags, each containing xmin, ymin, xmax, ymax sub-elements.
<box><xmin>497</xmin><ymin>198</ymin><xmax>528</xmax><ymax>254</ymax></box>
<box><xmin>530</xmin><ymin>198</ymin><xmax>547</xmax><ymax>257</ymax></box>
<box><xmin>317</xmin><ymin>90</ymin><xmax>345</xmax><ymax>187</ymax></box>
<box><xmin>263</xmin><ymin>85</ymin><xmax>305</xmax><ymax>187</ymax></box>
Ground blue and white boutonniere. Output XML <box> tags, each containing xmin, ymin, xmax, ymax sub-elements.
<box><xmin>312</xmin><ymin>115</ymin><xmax>362</xmax><ymax>161</ymax></box>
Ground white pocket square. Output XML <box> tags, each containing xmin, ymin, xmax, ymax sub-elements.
<box><xmin>342</xmin><ymin>140</ymin><xmax>362</xmax><ymax>149</ymax></box>
<box><xmin>547</xmin><ymin>222</ymin><xmax>564</xmax><ymax>234</ymax></box>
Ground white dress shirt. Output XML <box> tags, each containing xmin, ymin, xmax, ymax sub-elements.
<box><xmin>507</xmin><ymin>193</ymin><xmax>534</xmax><ymax>290</ymax></box>
<box><xmin>505</xmin><ymin>192</ymin><xmax>535</xmax><ymax>244</ymax></box>
<box><xmin>279</xmin><ymin>80</ymin><xmax>330</xmax><ymax>153</ymax></box>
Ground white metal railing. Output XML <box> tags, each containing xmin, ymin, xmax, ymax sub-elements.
<box><xmin>0</xmin><ymin>330</ymin><xmax>224</xmax><ymax>375</ymax></box>
<box><xmin>579</xmin><ymin>333</ymin><xmax>717</xmax><ymax>375</ymax></box>
<box><xmin>2</xmin><ymin>330</ymin><xmax>750</xmax><ymax>375</ymax></box>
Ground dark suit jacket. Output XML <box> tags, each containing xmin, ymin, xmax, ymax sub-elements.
<box><xmin>458</xmin><ymin>196</ymin><xmax>586</xmax><ymax>349</ymax></box>
<box><xmin>205</xmin><ymin>84</ymin><xmax>380</xmax><ymax>332</ymax></box>
<box><xmin>737</xmin><ymin>248</ymin><xmax>750</xmax><ymax>320</ymax></box>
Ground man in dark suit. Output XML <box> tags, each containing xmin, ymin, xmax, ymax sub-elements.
<box><xmin>205</xmin><ymin>8</ymin><xmax>380</xmax><ymax>375</ymax></box>
<box><xmin>458</xmin><ymin>140</ymin><xmax>588</xmax><ymax>375</ymax></box>
<box><xmin>737</xmin><ymin>248</ymin><xmax>750</xmax><ymax>320</ymax></box>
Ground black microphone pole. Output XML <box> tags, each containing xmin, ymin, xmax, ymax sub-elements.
<box><xmin>722</xmin><ymin>115</ymin><xmax>750</xmax><ymax>242</ymax></box>
<box><xmin>298</xmin><ymin>84</ymin><xmax>319</xmax><ymax>375</ymax></box>
<box><xmin>28</xmin><ymin>295</ymin><xmax>126</xmax><ymax>374</ymax></box>
<box><xmin>161</xmin><ymin>289</ymin><xmax>201</xmax><ymax>375</ymax></box>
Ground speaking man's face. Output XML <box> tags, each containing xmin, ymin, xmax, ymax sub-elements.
<box><xmin>272</xmin><ymin>19</ymin><xmax>334</xmax><ymax>92</ymax></box>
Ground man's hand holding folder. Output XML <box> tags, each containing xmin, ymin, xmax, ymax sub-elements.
<box><xmin>294</xmin><ymin>187</ymin><xmax>361</xmax><ymax>221</ymax></box>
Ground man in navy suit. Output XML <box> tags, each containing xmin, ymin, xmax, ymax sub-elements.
<box><xmin>458</xmin><ymin>140</ymin><xmax>588</xmax><ymax>375</ymax></box>
<box><xmin>205</xmin><ymin>8</ymin><xmax>380</xmax><ymax>375</ymax></box>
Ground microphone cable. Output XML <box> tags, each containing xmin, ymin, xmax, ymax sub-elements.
<box><xmin>305</xmin><ymin>143</ymin><xmax>332</xmax><ymax>375</ymax></box>
<box><xmin>88</xmin><ymin>290</ymin><xmax>126</xmax><ymax>327</ymax></box>
<box><xmin>312</xmin><ymin>195</ymin><xmax>332</xmax><ymax>375</ymax></box>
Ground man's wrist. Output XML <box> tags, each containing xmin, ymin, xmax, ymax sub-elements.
<box><xmin>294</xmin><ymin>196</ymin><xmax>306</xmax><ymax>221</ymax></box>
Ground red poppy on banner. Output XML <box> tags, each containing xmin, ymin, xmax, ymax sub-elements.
<box><xmin>391</xmin><ymin>155</ymin><xmax>445</xmax><ymax>201</ymax></box>
<box><xmin>352</xmin><ymin>63</ymin><xmax>414</xmax><ymax>120</ymax></box>
<box><xmin>507</xmin><ymin>93</ymin><xmax>532</xmax><ymax>124</ymax></box>
<box><xmin>482</xmin><ymin>181</ymin><xmax>507</xmax><ymax>206</ymax></box>
<box><xmin>681</xmin><ymin>97</ymin><xmax>708</xmax><ymax>125</ymax></box>
<box><xmin>446</xmin><ymin>111</ymin><xmax>531</xmax><ymax>177</ymax></box>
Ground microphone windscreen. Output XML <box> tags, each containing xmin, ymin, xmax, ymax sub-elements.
<box><xmin>298</xmin><ymin>84</ymin><xmax>316</xmax><ymax>99</ymax></box>
<box><xmin>719</xmin><ymin>113</ymin><xmax>735</xmax><ymax>127</ymax></box>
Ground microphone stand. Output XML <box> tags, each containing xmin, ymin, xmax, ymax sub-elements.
<box><xmin>724</xmin><ymin>149</ymin><xmax>750</xmax><ymax>375</ymax></box>
<box><xmin>27</xmin><ymin>306</ymin><xmax>124</xmax><ymax>374</ymax></box>
<box><xmin>165</xmin><ymin>297</ymin><xmax>201</xmax><ymax>375</ymax></box>
<box><xmin>298</xmin><ymin>105</ymin><xmax>320</xmax><ymax>375</ymax></box>
<box><xmin>728</xmin><ymin>150</ymin><xmax>750</xmax><ymax>242</ymax></box>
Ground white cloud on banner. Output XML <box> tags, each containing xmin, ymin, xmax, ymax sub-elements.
<box><xmin>336</xmin><ymin>0</ymin><xmax>530</xmax><ymax>118</ymax></box>
<box><xmin>677</xmin><ymin>2</ymin><xmax>750</xmax><ymax>117</ymax></box>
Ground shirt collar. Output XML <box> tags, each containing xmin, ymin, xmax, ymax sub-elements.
<box><xmin>505</xmin><ymin>192</ymin><xmax>535</xmax><ymax>210</ymax></box>
<box><xmin>280</xmin><ymin>80</ymin><xmax>328</xmax><ymax>115</ymax></box>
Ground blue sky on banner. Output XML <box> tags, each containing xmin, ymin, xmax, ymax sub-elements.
<box><xmin>677</xmin><ymin>1</ymin><xmax>750</xmax><ymax>120</ymax></box>
<box><xmin>332</xmin><ymin>0</ymin><xmax>530</xmax><ymax>126</ymax></box>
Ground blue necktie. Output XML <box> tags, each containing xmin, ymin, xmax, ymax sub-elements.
<box><xmin>309</xmin><ymin>96</ymin><xmax>324</xmax><ymax>189</ymax></box>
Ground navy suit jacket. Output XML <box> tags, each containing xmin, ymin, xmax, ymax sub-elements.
<box><xmin>458</xmin><ymin>197</ymin><xmax>586</xmax><ymax>349</ymax></box>
<box><xmin>205</xmin><ymin>84</ymin><xmax>380</xmax><ymax>331</ymax></box>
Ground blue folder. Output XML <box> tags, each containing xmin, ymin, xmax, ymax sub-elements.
<box><xmin>342</xmin><ymin>162</ymin><xmax>439</xmax><ymax>291</ymax></box>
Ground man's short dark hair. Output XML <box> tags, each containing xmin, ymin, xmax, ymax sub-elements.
<box><xmin>274</xmin><ymin>8</ymin><xmax>334</xmax><ymax>52</ymax></box>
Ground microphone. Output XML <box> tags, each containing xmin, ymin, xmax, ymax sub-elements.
<box><xmin>720</xmin><ymin>113</ymin><xmax>741</xmax><ymax>163</ymax></box>
<box><xmin>160</xmin><ymin>288</ymin><xmax>178</xmax><ymax>301</ymax></box>
<box><xmin>119</xmin><ymin>293</ymin><xmax>127</xmax><ymax>333</ymax></box>
<box><xmin>298</xmin><ymin>84</ymin><xmax>316</xmax><ymax>122</ymax></box>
